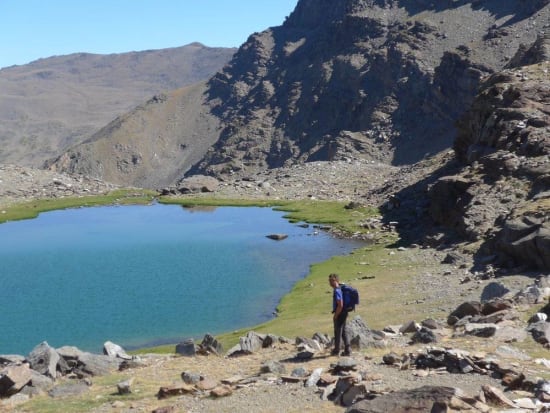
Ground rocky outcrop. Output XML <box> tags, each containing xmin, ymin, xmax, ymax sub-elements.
<box><xmin>0</xmin><ymin>341</ymin><xmax>128</xmax><ymax>401</ymax></box>
<box><xmin>429</xmin><ymin>32</ymin><xmax>550</xmax><ymax>270</ymax></box>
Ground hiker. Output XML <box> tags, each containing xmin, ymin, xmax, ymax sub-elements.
<box><xmin>329</xmin><ymin>273</ymin><xmax>351</xmax><ymax>356</ymax></box>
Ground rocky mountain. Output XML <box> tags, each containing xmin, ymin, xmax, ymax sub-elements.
<box><xmin>0</xmin><ymin>43</ymin><xmax>236</xmax><ymax>167</ymax></box>
<box><xmin>48</xmin><ymin>0</ymin><xmax>549</xmax><ymax>188</ymax></box>
<box><xmin>42</xmin><ymin>0</ymin><xmax>550</xmax><ymax>271</ymax></box>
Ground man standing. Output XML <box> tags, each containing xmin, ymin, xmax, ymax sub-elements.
<box><xmin>329</xmin><ymin>273</ymin><xmax>351</xmax><ymax>356</ymax></box>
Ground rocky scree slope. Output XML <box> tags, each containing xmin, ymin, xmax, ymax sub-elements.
<box><xmin>0</xmin><ymin>43</ymin><xmax>235</xmax><ymax>167</ymax></box>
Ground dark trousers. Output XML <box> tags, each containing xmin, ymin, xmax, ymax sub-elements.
<box><xmin>333</xmin><ymin>311</ymin><xmax>350</xmax><ymax>352</ymax></box>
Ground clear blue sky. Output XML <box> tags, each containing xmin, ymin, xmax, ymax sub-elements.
<box><xmin>0</xmin><ymin>0</ymin><xmax>299</xmax><ymax>69</ymax></box>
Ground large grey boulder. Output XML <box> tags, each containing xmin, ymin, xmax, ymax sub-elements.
<box><xmin>103</xmin><ymin>341</ymin><xmax>131</xmax><ymax>360</ymax></box>
<box><xmin>447</xmin><ymin>301</ymin><xmax>482</xmax><ymax>325</ymax></box>
<box><xmin>496</xmin><ymin>216</ymin><xmax>550</xmax><ymax>270</ymax></box>
<box><xmin>480</xmin><ymin>282</ymin><xmax>511</xmax><ymax>302</ymax></box>
<box><xmin>175</xmin><ymin>339</ymin><xmax>197</xmax><ymax>357</ymax></box>
<box><xmin>199</xmin><ymin>334</ymin><xmax>223</xmax><ymax>355</ymax></box>
<box><xmin>226</xmin><ymin>331</ymin><xmax>271</xmax><ymax>357</ymax></box>
<box><xmin>528</xmin><ymin>322</ymin><xmax>550</xmax><ymax>346</ymax></box>
<box><xmin>0</xmin><ymin>364</ymin><xmax>32</xmax><ymax>397</ymax></box>
<box><xmin>77</xmin><ymin>352</ymin><xmax>121</xmax><ymax>376</ymax></box>
<box><xmin>175</xmin><ymin>175</ymin><xmax>219</xmax><ymax>194</ymax></box>
<box><xmin>346</xmin><ymin>316</ymin><xmax>386</xmax><ymax>349</ymax></box>
<box><xmin>239</xmin><ymin>331</ymin><xmax>265</xmax><ymax>353</ymax></box>
<box><xmin>346</xmin><ymin>386</ymin><xmax>489</xmax><ymax>412</ymax></box>
<box><xmin>26</xmin><ymin>342</ymin><xmax>59</xmax><ymax>379</ymax></box>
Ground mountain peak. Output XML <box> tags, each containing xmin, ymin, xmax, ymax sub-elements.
<box><xmin>284</xmin><ymin>0</ymin><xmax>383</xmax><ymax>28</ymax></box>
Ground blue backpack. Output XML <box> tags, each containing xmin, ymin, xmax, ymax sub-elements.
<box><xmin>341</xmin><ymin>284</ymin><xmax>359</xmax><ymax>311</ymax></box>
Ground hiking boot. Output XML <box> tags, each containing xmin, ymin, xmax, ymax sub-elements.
<box><xmin>341</xmin><ymin>350</ymin><xmax>351</xmax><ymax>357</ymax></box>
<box><xmin>330</xmin><ymin>349</ymin><xmax>339</xmax><ymax>356</ymax></box>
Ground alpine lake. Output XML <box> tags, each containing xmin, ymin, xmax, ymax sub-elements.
<box><xmin>0</xmin><ymin>201</ymin><xmax>364</xmax><ymax>355</ymax></box>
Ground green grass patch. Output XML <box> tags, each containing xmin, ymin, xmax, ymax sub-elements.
<box><xmin>159</xmin><ymin>196</ymin><xmax>379</xmax><ymax>236</ymax></box>
<box><xmin>0</xmin><ymin>189</ymin><xmax>157</xmax><ymax>224</ymax></box>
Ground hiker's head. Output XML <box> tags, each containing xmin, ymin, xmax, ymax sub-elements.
<box><xmin>328</xmin><ymin>273</ymin><xmax>339</xmax><ymax>287</ymax></box>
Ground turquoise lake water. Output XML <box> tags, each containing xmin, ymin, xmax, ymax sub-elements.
<box><xmin>0</xmin><ymin>203</ymin><xmax>362</xmax><ymax>355</ymax></box>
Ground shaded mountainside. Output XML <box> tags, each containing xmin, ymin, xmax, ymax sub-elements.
<box><xmin>50</xmin><ymin>0</ymin><xmax>549</xmax><ymax>187</ymax></box>
<box><xmin>429</xmin><ymin>57</ymin><xmax>550</xmax><ymax>270</ymax></box>
<box><xmin>194</xmin><ymin>0</ymin><xmax>548</xmax><ymax>176</ymax></box>
<box><xmin>0</xmin><ymin>43</ymin><xmax>236</xmax><ymax>167</ymax></box>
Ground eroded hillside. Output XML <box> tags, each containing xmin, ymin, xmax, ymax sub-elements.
<box><xmin>0</xmin><ymin>43</ymin><xmax>235</xmax><ymax>167</ymax></box>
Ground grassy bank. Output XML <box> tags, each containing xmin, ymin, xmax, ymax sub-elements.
<box><xmin>0</xmin><ymin>189</ymin><xmax>157</xmax><ymax>224</ymax></box>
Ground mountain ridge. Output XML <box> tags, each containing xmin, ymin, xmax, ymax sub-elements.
<box><xmin>48</xmin><ymin>0</ymin><xmax>548</xmax><ymax>186</ymax></box>
<box><xmin>0</xmin><ymin>43</ymin><xmax>236</xmax><ymax>167</ymax></box>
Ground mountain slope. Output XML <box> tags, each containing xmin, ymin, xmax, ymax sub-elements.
<box><xmin>50</xmin><ymin>0</ymin><xmax>549</xmax><ymax>187</ymax></box>
<box><xmin>0</xmin><ymin>43</ymin><xmax>235</xmax><ymax>167</ymax></box>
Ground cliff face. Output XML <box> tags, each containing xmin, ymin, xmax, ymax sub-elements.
<box><xmin>49</xmin><ymin>0</ymin><xmax>549</xmax><ymax>187</ymax></box>
<box><xmin>190</xmin><ymin>0</ymin><xmax>547</xmax><ymax>177</ymax></box>
<box><xmin>429</xmin><ymin>34</ymin><xmax>550</xmax><ymax>270</ymax></box>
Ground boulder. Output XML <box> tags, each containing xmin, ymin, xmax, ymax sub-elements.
<box><xmin>480</xmin><ymin>298</ymin><xmax>513</xmax><ymax>315</ymax></box>
<box><xmin>226</xmin><ymin>331</ymin><xmax>265</xmax><ymax>357</ymax></box>
<box><xmin>117</xmin><ymin>378</ymin><xmax>133</xmax><ymax>395</ymax></box>
<box><xmin>448</xmin><ymin>301</ymin><xmax>482</xmax><ymax>325</ymax></box>
<box><xmin>0</xmin><ymin>364</ymin><xmax>32</xmax><ymax>396</ymax></box>
<box><xmin>305</xmin><ymin>368</ymin><xmax>323</xmax><ymax>388</ymax></box>
<box><xmin>346</xmin><ymin>316</ymin><xmax>386</xmax><ymax>349</ymax></box>
<box><xmin>411</xmin><ymin>327</ymin><xmax>438</xmax><ymax>344</ymax></box>
<box><xmin>181</xmin><ymin>371</ymin><xmax>201</xmax><ymax>385</ymax></box>
<box><xmin>199</xmin><ymin>334</ymin><xmax>223</xmax><ymax>355</ymax></box>
<box><xmin>528</xmin><ymin>321</ymin><xmax>550</xmax><ymax>345</ymax></box>
<box><xmin>420</xmin><ymin>319</ymin><xmax>440</xmax><ymax>330</ymax></box>
<box><xmin>481</xmin><ymin>385</ymin><xmax>516</xmax><ymax>408</ymax></box>
<box><xmin>26</xmin><ymin>342</ymin><xmax>59</xmax><ymax>379</ymax></box>
<box><xmin>210</xmin><ymin>385</ymin><xmax>232</xmax><ymax>398</ymax></box>
<box><xmin>260</xmin><ymin>360</ymin><xmax>286</xmax><ymax>375</ymax></box>
<box><xmin>157</xmin><ymin>384</ymin><xmax>196</xmax><ymax>399</ymax></box>
<box><xmin>176</xmin><ymin>175</ymin><xmax>219</xmax><ymax>194</ymax></box>
<box><xmin>77</xmin><ymin>352</ymin><xmax>121</xmax><ymax>376</ymax></box>
<box><xmin>175</xmin><ymin>339</ymin><xmax>196</xmax><ymax>357</ymax></box>
<box><xmin>295</xmin><ymin>337</ymin><xmax>323</xmax><ymax>352</ymax></box>
<box><xmin>464</xmin><ymin>323</ymin><xmax>498</xmax><ymax>337</ymax></box>
<box><xmin>261</xmin><ymin>334</ymin><xmax>279</xmax><ymax>348</ymax></box>
<box><xmin>26</xmin><ymin>369</ymin><xmax>54</xmax><ymax>393</ymax></box>
<box><xmin>382</xmin><ymin>352</ymin><xmax>401</xmax><ymax>366</ymax></box>
<box><xmin>399</xmin><ymin>320</ymin><xmax>419</xmax><ymax>334</ymax></box>
<box><xmin>347</xmin><ymin>386</ymin><xmax>489</xmax><ymax>412</ymax></box>
<box><xmin>240</xmin><ymin>331</ymin><xmax>265</xmax><ymax>353</ymax></box>
<box><xmin>342</xmin><ymin>383</ymin><xmax>369</xmax><ymax>407</ymax></box>
<box><xmin>496</xmin><ymin>216</ymin><xmax>550</xmax><ymax>271</ymax></box>
<box><xmin>296</xmin><ymin>344</ymin><xmax>316</xmax><ymax>360</ymax></box>
<box><xmin>529</xmin><ymin>313</ymin><xmax>548</xmax><ymax>323</ymax></box>
<box><xmin>266</xmin><ymin>233</ymin><xmax>288</xmax><ymax>240</ymax></box>
<box><xmin>103</xmin><ymin>341</ymin><xmax>131</xmax><ymax>360</ymax></box>
<box><xmin>480</xmin><ymin>282</ymin><xmax>511</xmax><ymax>302</ymax></box>
<box><xmin>0</xmin><ymin>355</ymin><xmax>25</xmax><ymax>366</ymax></box>
<box><xmin>312</xmin><ymin>332</ymin><xmax>331</xmax><ymax>347</ymax></box>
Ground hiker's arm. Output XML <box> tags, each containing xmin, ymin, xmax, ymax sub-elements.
<box><xmin>333</xmin><ymin>299</ymin><xmax>343</xmax><ymax>319</ymax></box>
